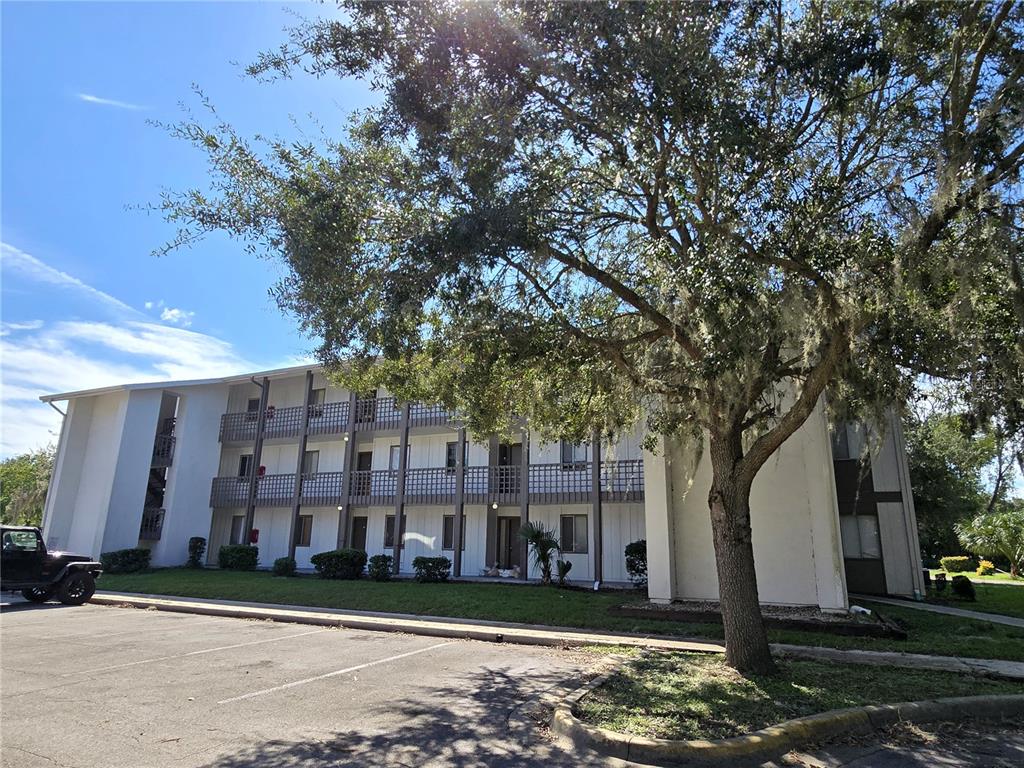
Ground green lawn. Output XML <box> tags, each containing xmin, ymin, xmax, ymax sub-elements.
<box><xmin>97</xmin><ymin>569</ymin><xmax>1024</xmax><ymax>661</ymax></box>
<box><xmin>924</xmin><ymin>582</ymin><xmax>1024</xmax><ymax>620</ymax></box>
<box><xmin>928</xmin><ymin>568</ymin><xmax>1022</xmax><ymax>584</ymax></box>
<box><xmin>578</xmin><ymin>652</ymin><xmax>1024</xmax><ymax>741</ymax></box>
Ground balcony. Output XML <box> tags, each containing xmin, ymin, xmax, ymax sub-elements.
<box><xmin>219</xmin><ymin>398</ymin><xmax>455</xmax><ymax>442</ymax></box>
<box><xmin>209</xmin><ymin>460</ymin><xmax>644</xmax><ymax>509</ymax></box>
<box><xmin>139</xmin><ymin>508</ymin><xmax>164</xmax><ymax>540</ymax></box>
<box><xmin>152</xmin><ymin>434</ymin><xmax>176</xmax><ymax>468</ymax></box>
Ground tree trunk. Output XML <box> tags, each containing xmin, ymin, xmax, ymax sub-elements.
<box><xmin>707</xmin><ymin>428</ymin><xmax>776</xmax><ymax>675</ymax></box>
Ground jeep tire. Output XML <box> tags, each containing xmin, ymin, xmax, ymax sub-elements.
<box><xmin>21</xmin><ymin>586</ymin><xmax>55</xmax><ymax>603</ymax></box>
<box><xmin>56</xmin><ymin>571</ymin><xmax>96</xmax><ymax>606</ymax></box>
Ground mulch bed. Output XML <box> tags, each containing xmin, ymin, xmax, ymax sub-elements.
<box><xmin>609</xmin><ymin>599</ymin><xmax>907</xmax><ymax>638</ymax></box>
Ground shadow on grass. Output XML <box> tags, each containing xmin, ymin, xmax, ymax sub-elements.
<box><xmin>198</xmin><ymin>665</ymin><xmax>584</xmax><ymax>768</ymax></box>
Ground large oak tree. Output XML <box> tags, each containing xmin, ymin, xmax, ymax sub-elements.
<box><xmin>160</xmin><ymin>1</ymin><xmax>1024</xmax><ymax>673</ymax></box>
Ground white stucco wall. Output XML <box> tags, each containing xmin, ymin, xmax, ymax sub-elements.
<box><xmin>644</xmin><ymin>400</ymin><xmax>848</xmax><ymax>610</ymax></box>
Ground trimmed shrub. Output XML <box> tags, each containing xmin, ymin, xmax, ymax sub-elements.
<box><xmin>218</xmin><ymin>544</ymin><xmax>258</xmax><ymax>570</ymax></box>
<box><xmin>556</xmin><ymin>559</ymin><xmax>573</xmax><ymax>586</ymax></box>
<box><xmin>934</xmin><ymin>572</ymin><xmax>948</xmax><ymax>592</ymax></box>
<box><xmin>367</xmin><ymin>554</ymin><xmax>393</xmax><ymax>581</ymax></box>
<box><xmin>310</xmin><ymin>548</ymin><xmax>367</xmax><ymax>579</ymax></box>
<box><xmin>977</xmin><ymin>559</ymin><xmax>996</xmax><ymax>576</ymax></box>
<box><xmin>272</xmin><ymin>556</ymin><xmax>297</xmax><ymax>577</ymax></box>
<box><xmin>951</xmin><ymin>574</ymin><xmax>977</xmax><ymax>601</ymax></box>
<box><xmin>939</xmin><ymin>555</ymin><xmax>975</xmax><ymax>573</ymax></box>
<box><xmin>412</xmin><ymin>556</ymin><xmax>451</xmax><ymax>583</ymax></box>
<box><xmin>625</xmin><ymin>539</ymin><xmax>648</xmax><ymax>588</ymax></box>
<box><xmin>100</xmin><ymin>547</ymin><xmax>151</xmax><ymax>574</ymax></box>
<box><xmin>186</xmin><ymin>537</ymin><xmax>207</xmax><ymax>568</ymax></box>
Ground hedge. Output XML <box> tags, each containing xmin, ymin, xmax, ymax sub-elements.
<box><xmin>367</xmin><ymin>554</ymin><xmax>393</xmax><ymax>581</ymax></box>
<box><xmin>625</xmin><ymin>539</ymin><xmax>648</xmax><ymax>588</ymax></box>
<box><xmin>218</xmin><ymin>544</ymin><xmax>259</xmax><ymax>570</ymax></box>
<box><xmin>412</xmin><ymin>556</ymin><xmax>451</xmax><ymax>583</ymax></box>
<box><xmin>940</xmin><ymin>555</ymin><xmax>975</xmax><ymax>573</ymax></box>
<box><xmin>310</xmin><ymin>548</ymin><xmax>367</xmax><ymax>579</ymax></box>
<box><xmin>272</xmin><ymin>556</ymin><xmax>297</xmax><ymax>577</ymax></box>
<box><xmin>186</xmin><ymin>537</ymin><xmax>207</xmax><ymax>568</ymax></box>
<box><xmin>100</xmin><ymin>547</ymin><xmax>151</xmax><ymax>574</ymax></box>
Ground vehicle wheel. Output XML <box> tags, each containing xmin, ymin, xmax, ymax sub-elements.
<box><xmin>21</xmin><ymin>586</ymin><xmax>54</xmax><ymax>603</ymax></box>
<box><xmin>56</xmin><ymin>572</ymin><xmax>95</xmax><ymax>606</ymax></box>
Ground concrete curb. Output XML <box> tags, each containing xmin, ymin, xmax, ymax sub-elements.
<box><xmin>552</xmin><ymin>660</ymin><xmax>1024</xmax><ymax>767</ymax></box>
<box><xmin>89</xmin><ymin>593</ymin><xmax>727</xmax><ymax>654</ymax></box>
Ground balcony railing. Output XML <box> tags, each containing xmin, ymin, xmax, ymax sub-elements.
<box><xmin>208</xmin><ymin>461</ymin><xmax>644</xmax><ymax>509</ymax></box>
<box><xmin>352</xmin><ymin>397</ymin><xmax>403</xmax><ymax>430</ymax></box>
<box><xmin>152</xmin><ymin>434</ymin><xmax>176</xmax><ymax>468</ymax></box>
<box><xmin>408</xmin><ymin>402</ymin><xmax>454</xmax><ymax>427</ymax></box>
<box><xmin>139</xmin><ymin>508</ymin><xmax>164</xmax><ymax>540</ymax></box>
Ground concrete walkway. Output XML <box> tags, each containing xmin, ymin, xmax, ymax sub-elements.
<box><xmin>855</xmin><ymin>594</ymin><xmax>1024</xmax><ymax>629</ymax></box>
<box><xmin>90</xmin><ymin>591</ymin><xmax>1024</xmax><ymax>682</ymax></box>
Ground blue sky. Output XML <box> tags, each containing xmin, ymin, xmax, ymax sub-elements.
<box><xmin>1</xmin><ymin>2</ymin><xmax>377</xmax><ymax>456</ymax></box>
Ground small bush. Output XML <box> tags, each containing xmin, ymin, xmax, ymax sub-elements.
<box><xmin>100</xmin><ymin>547</ymin><xmax>151</xmax><ymax>574</ymax></box>
<box><xmin>310</xmin><ymin>548</ymin><xmax>367</xmax><ymax>579</ymax></box>
<box><xmin>625</xmin><ymin>539</ymin><xmax>648</xmax><ymax>588</ymax></box>
<box><xmin>186</xmin><ymin>537</ymin><xmax>207</xmax><ymax>568</ymax></box>
<box><xmin>272</xmin><ymin>556</ymin><xmax>296</xmax><ymax>577</ymax></box>
<box><xmin>934</xmin><ymin>572</ymin><xmax>948</xmax><ymax>592</ymax></box>
<box><xmin>218</xmin><ymin>544</ymin><xmax>259</xmax><ymax>570</ymax></box>
<box><xmin>940</xmin><ymin>555</ymin><xmax>975</xmax><ymax>573</ymax></box>
<box><xmin>951</xmin><ymin>574</ymin><xmax>977</xmax><ymax>601</ymax></box>
<box><xmin>556</xmin><ymin>559</ymin><xmax>573</xmax><ymax>586</ymax></box>
<box><xmin>367</xmin><ymin>554</ymin><xmax>393</xmax><ymax>581</ymax></box>
<box><xmin>412</xmin><ymin>556</ymin><xmax>451</xmax><ymax>583</ymax></box>
<box><xmin>977</xmin><ymin>559</ymin><xmax>996</xmax><ymax>576</ymax></box>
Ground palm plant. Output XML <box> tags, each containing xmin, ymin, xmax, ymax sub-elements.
<box><xmin>518</xmin><ymin>521</ymin><xmax>560</xmax><ymax>585</ymax></box>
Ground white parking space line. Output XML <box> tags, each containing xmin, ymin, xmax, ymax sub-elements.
<box><xmin>218</xmin><ymin>640</ymin><xmax>456</xmax><ymax>704</ymax></box>
<box><xmin>61</xmin><ymin>628</ymin><xmax>329</xmax><ymax>676</ymax></box>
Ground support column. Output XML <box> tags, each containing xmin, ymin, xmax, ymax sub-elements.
<box><xmin>287</xmin><ymin>371</ymin><xmax>314</xmax><ymax>561</ymax></box>
<box><xmin>519</xmin><ymin>427</ymin><xmax>529</xmax><ymax>580</ymax></box>
<box><xmin>485</xmin><ymin>436</ymin><xmax>499</xmax><ymax>568</ymax></box>
<box><xmin>336</xmin><ymin>390</ymin><xmax>358</xmax><ymax>549</ymax></box>
<box><xmin>452</xmin><ymin>426</ymin><xmax>466</xmax><ymax>577</ymax></box>
<box><xmin>243</xmin><ymin>377</ymin><xmax>270</xmax><ymax>542</ymax></box>
<box><xmin>391</xmin><ymin>403</ymin><xmax>411</xmax><ymax>574</ymax></box>
<box><xmin>643</xmin><ymin>436</ymin><xmax>679</xmax><ymax>603</ymax></box>
<box><xmin>591</xmin><ymin>429</ymin><xmax>603</xmax><ymax>587</ymax></box>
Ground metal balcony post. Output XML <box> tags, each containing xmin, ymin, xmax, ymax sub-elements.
<box><xmin>519</xmin><ymin>427</ymin><xmax>529</xmax><ymax>580</ymax></box>
<box><xmin>243</xmin><ymin>377</ymin><xmax>270</xmax><ymax>541</ymax></box>
<box><xmin>337</xmin><ymin>390</ymin><xmax>358</xmax><ymax>549</ymax></box>
<box><xmin>591</xmin><ymin>429</ymin><xmax>603</xmax><ymax>587</ymax></box>
<box><xmin>452</xmin><ymin>426</ymin><xmax>466</xmax><ymax>577</ymax></box>
<box><xmin>287</xmin><ymin>370</ymin><xmax>314</xmax><ymax>561</ymax></box>
<box><xmin>391</xmin><ymin>403</ymin><xmax>411</xmax><ymax>573</ymax></box>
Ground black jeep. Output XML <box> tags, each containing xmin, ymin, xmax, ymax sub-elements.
<box><xmin>1</xmin><ymin>526</ymin><xmax>102</xmax><ymax>605</ymax></box>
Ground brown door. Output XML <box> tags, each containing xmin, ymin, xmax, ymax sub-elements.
<box><xmin>351</xmin><ymin>516</ymin><xmax>368</xmax><ymax>551</ymax></box>
<box><xmin>497</xmin><ymin>518</ymin><xmax>521</xmax><ymax>569</ymax></box>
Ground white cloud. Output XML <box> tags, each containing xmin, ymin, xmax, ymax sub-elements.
<box><xmin>0</xmin><ymin>244</ymin><xmax>256</xmax><ymax>457</ymax></box>
<box><xmin>1</xmin><ymin>242</ymin><xmax>136</xmax><ymax>314</ymax></box>
<box><xmin>144</xmin><ymin>300</ymin><xmax>155</xmax><ymax>310</ymax></box>
<box><xmin>77</xmin><ymin>93</ymin><xmax>145</xmax><ymax>111</ymax></box>
<box><xmin>160</xmin><ymin>307</ymin><xmax>195</xmax><ymax>327</ymax></box>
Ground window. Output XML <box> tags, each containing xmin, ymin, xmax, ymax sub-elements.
<box><xmin>839</xmin><ymin>514</ymin><xmax>881</xmax><ymax>559</ymax></box>
<box><xmin>237</xmin><ymin>454</ymin><xmax>253</xmax><ymax>478</ymax></box>
<box><xmin>445</xmin><ymin>441</ymin><xmax>468</xmax><ymax>472</ymax></box>
<box><xmin>295</xmin><ymin>514</ymin><xmax>313</xmax><ymax>547</ymax></box>
<box><xmin>831</xmin><ymin>423</ymin><xmax>851</xmax><ymax>460</ymax></box>
<box><xmin>389</xmin><ymin>444</ymin><xmax>409</xmax><ymax>471</ymax></box>
<box><xmin>301</xmin><ymin>450</ymin><xmax>320</xmax><ymax>475</ymax></box>
<box><xmin>560</xmin><ymin>441</ymin><xmax>589</xmax><ymax>470</ymax></box>
<box><xmin>229</xmin><ymin>514</ymin><xmax>246</xmax><ymax>545</ymax></box>
<box><xmin>560</xmin><ymin>514</ymin><xmax>588</xmax><ymax>554</ymax></box>
<box><xmin>245</xmin><ymin>397</ymin><xmax>261</xmax><ymax>422</ymax></box>
<box><xmin>384</xmin><ymin>514</ymin><xmax>406</xmax><ymax>548</ymax></box>
<box><xmin>442</xmin><ymin>515</ymin><xmax>466</xmax><ymax>550</ymax></box>
<box><xmin>2</xmin><ymin>530</ymin><xmax>40</xmax><ymax>551</ymax></box>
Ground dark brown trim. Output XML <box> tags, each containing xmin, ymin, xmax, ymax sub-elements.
<box><xmin>591</xmin><ymin>429</ymin><xmax>603</xmax><ymax>584</ymax></box>
<box><xmin>336</xmin><ymin>390</ymin><xmax>358</xmax><ymax>549</ymax></box>
<box><xmin>452</xmin><ymin>426</ymin><xmax>466</xmax><ymax>577</ymax></box>
<box><xmin>243</xmin><ymin>377</ymin><xmax>270</xmax><ymax>541</ymax></box>
<box><xmin>391</xmin><ymin>402</ymin><xmax>411</xmax><ymax>573</ymax></box>
<box><xmin>519</xmin><ymin>428</ymin><xmax>529</xmax><ymax>580</ymax></box>
<box><xmin>287</xmin><ymin>370</ymin><xmax>314</xmax><ymax>561</ymax></box>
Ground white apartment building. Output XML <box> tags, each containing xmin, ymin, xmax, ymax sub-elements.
<box><xmin>39</xmin><ymin>364</ymin><xmax>925</xmax><ymax>609</ymax></box>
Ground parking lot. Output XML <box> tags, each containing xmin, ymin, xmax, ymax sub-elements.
<box><xmin>0</xmin><ymin>600</ymin><xmax>596</xmax><ymax>767</ymax></box>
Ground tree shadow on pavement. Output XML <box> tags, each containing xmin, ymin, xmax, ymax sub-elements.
<box><xmin>199</xmin><ymin>664</ymin><xmax>589</xmax><ymax>768</ymax></box>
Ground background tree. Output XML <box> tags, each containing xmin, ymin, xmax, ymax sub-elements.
<box><xmin>0</xmin><ymin>445</ymin><xmax>55</xmax><ymax>527</ymax></box>
<box><xmin>957</xmin><ymin>499</ymin><xmax>1024</xmax><ymax>576</ymax></box>
<box><xmin>160</xmin><ymin>2</ymin><xmax>1024</xmax><ymax>673</ymax></box>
